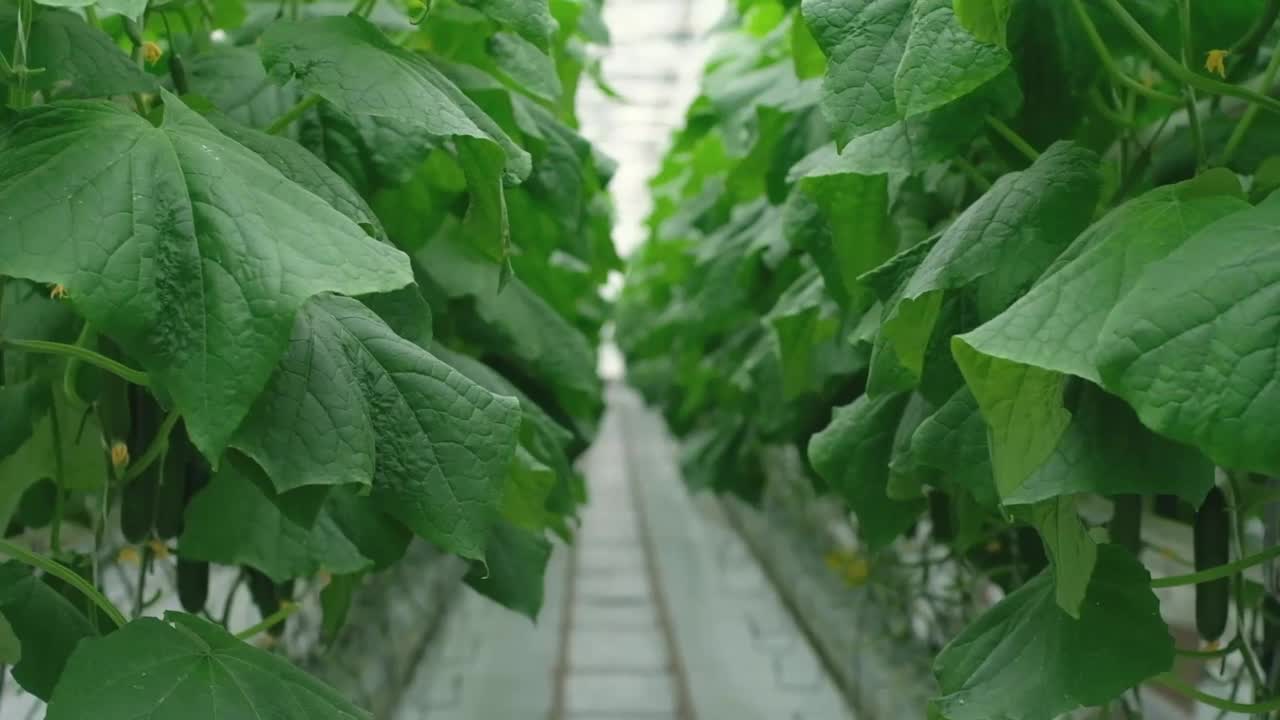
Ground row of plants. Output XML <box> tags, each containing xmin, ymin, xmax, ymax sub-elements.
<box><xmin>0</xmin><ymin>0</ymin><xmax>618</xmax><ymax>715</ymax></box>
<box><xmin>618</xmin><ymin>0</ymin><xmax>1280</xmax><ymax>717</ymax></box>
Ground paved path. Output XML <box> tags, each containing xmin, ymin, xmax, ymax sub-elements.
<box><xmin>394</xmin><ymin>386</ymin><xmax>854</xmax><ymax>720</ymax></box>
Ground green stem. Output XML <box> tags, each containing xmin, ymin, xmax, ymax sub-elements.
<box><xmin>265</xmin><ymin>94</ymin><xmax>322</xmax><ymax>135</ymax></box>
<box><xmin>1098</xmin><ymin>0</ymin><xmax>1280</xmax><ymax>116</ymax></box>
<box><xmin>132</xmin><ymin>544</ymin><xmax>152</xmax><ymax>619</ymax></box>
<box><xmin>220</xmin><ymin>570</ymin><xmax>245</xmax><ymax>627</ymax></box>
<box><xmin>1069</xmin><ymin>0</ymin><xmax>1182</xmax><ymax>105</ymax></box>
<box><xmin>952</xmin><ymin>157</ymin><xmax>993</xmax><ymax>192</ymax></box>
<box><xmin>1154</xmin><ymin>674</ymin><xmax>1280</xmax><ymax>713</ymax></box>
<box><xmin>1178</xmin><ymin>0</ymin><xmax>1206</xmax><ymax>172</ymax></box>
<box><xmin>1090</xmin><ymin>87</ymin><xmax>1139</xmax><ymax>128</ymax></box>
<box><xmin>48</xmin><ymin>397</ymin><xmax>65</xmax><ymax>554</ymax></box>
<box><xmin>0</xmin><ymin>338</ymin><xmax>149</xmax><ymax>387</ymax></box>
<box><xmin>1225</xmin><ymin>475</ymin><xmax>1267</xmax><ymax>690</ymax></box>
<box><xmin>1151</xmin><ymin>542</ymin><xmax>1280</xmax><ymax>588</ymax></box>
<box><xmin>84</xmin><ymin>5</ymin><xmax>98</xmax><ymax>27</ymax></box>
<box><xmin>61</xmin><ymin>322</ymin><xmax>96</xmax><ymax>407</ymax></box>
<box><xmin>985</xmin><ymin>115</ymin><xmax>1040</xmax><ymax>162</ymax></box>
<box><xmin>122</xmin><ymin>410</ymin><xmax>181</xmax><ymax>485</ymax></box>
<box><xmin>8</xmin><ymin>0</ymin><xmax>32</xmax><ymax>108</ymax></box>
<box><xmin>1222</xmin><ymin>44</ymin><xmax>1280</xmax><ymax>166</ymax></box>
<box><xmin>0</xmin><ymin>539</ymin><xmax>127</xmax><ymax>629</ymax></box>
<box><xmin>234</xmin><ymin>601</ymin><xmax>298</xmax><ymax>640</ymax></box>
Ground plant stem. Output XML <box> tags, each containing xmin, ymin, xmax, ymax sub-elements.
<box><xmin>985</xmin><ymin>115</ymin><xmax>1039</xmax><ymax>162</ymax></box>
<box><xmin>1154</xmin><ymin>673</ymin><xmax>1280</xmax><ymax>713</ymax></box>
<box><xmin>1225</xmin><ymin>475</ymin><xmax>1268</xmax><ymax>691</ymax></box>
<box><xmin>1178</xmin><ymin>0</ymin><xmax>1206</xmax><ymax>172</ymax></box>
<box><xmin>220</xmin><ymin>570</ymin><xmax>245</xmax><ymax>627</ymax></box>
<box><xmin>1098</xmin><ymin>0</ymin><xmax>1280</xmax><ymax>116</ymax></box>
<box><xmin>48</xmin><ymin>396</ymin><xmax>65</xmax><ymax>554</ymax></box>
<box><xmin>0</xmin><ymin>539</ymin><xmax>127</xmax><ymax>629</ymax></box>
<box><xmin>266</xmin><ymin>94</ymin><xmax>322</xmax><ymax>135</ymax></box>
<box><xmin>1222</xmin><ymin>44</ymin><xmax>1280</xmax><ymax>166</ymax></box>
<box><xmin>0</xmin><ymin>338</ymin><xmax>150</xmax><ymax>386</ymax></box>
<box><xmin>1069</xmin><ymin>0</ymin><xmax>1182</xmax><ymax>105</ymax></box>
<box><xmin>132</xmin><ymin>544</ymin><xmax>152</xmax><ymax>619</ymax></box>
<box><xmin>7</xmin><ymin>0</ymin><xmax>32</xmax><ymax>108</ymax></box>
<box><xmin>1152</xmin><ymin>543</ymin><xmax>1280</xmax><ymax>588</ymax></box>
<box><xmin>122</xmin><ymin>410</ymin><xmax>181</xmax><ymax>485</ymax></box>
<box><xmin>62</xmin><ymin>322</ymin><xmax>96</xmax><ymax>407</ymax></box>
<box><xmin>953</xmin><ymin>157</ymin><xmax>993</xmax><ymax>192</ymax></box>
<box><xmin>234</xmin><ymin>601</ymin><xmax>298</xmax><ymax>640</ymax></box>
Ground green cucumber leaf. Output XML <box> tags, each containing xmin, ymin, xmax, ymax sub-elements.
<box><xmin>809</xmin><ymin>392</ymin><xmax>926</xmax><ymax>549</ymax></box>
<box><xmin>465</xmin><ymin>519</ymin><xmax>552</xmax><ymax>619</ymax></box>
<box><xmin>489</xmin><ymin>31</ymin><xmax>562</xmax><ymax>102</ymax></box>
<box><xmin>954</xmin><ymin>170</ymin><xmax>1248</xmax><ymax>497</ymax></box>
<box><xmin>45</xmin><ymin>612</ymin><xmax>371</xmax><ymax>720</ymax></box>
<box><xmin>932</xmin><ymin>545</ymin><xmax>1173</xmax><ymax>720</ymax></box>
<box><xmin>784</xmin><ymin>170</ymin><xmax>892</xmax><ymax>314</ymax></box>
<box><xmin>417</xmin><ymin>232</ymin><xmax>602</xmax><ymax>440</ymax></box>
<box><xmin>231</xmin><ymin>294</ymin><xmax>520</xmax><ymax>560</ymax></box>
<box><xmin>456</xmin><ymin>0</ymin><xmax>556</xmax><ymax>50</ymax></box>
<box><xmin>0</xmin><ymin>92</ymin><xmax>413</xmax><ymax>460</ymax></box>
<box><xmin>1023</xmin><ymin>496</ymin><xmax>1096</xmax><ymax>617</ymax></box>
<box><xmin>876</xmin><ymin>141</ymin><xmax>1099</xmax><ymax>395</ymax></box>
<box><xmin>0</xmin><ymin>2</ymin><xmax>155</xmax><ymax>100</ymax></box>
<box><xmin>908</xmin><ymin>387</ymin><xmax>998</xmax><ymax>509</ymax></box>
<box><xmin>1095</xmin><ymin>188</ymin><xmax>1280</xmax><ymax>477</ymax></box>
<box><xmin>260</xmin><ymin>15</ymin><xmax>531</xmax><ymax>186</ymax></box>
<box><xmin>894</xmin><ymin>0</ymin><xmax>1010</xmax><ymax>119</ymax></box>
<box><xmin>802</xmin><ymin>0</ymin><xmax>1008</xmax><ymax>146</ymax></box>
<box><xmin>954</xmin><ymin>0</ymin><xmax>1012</xmax><ymax>46</ymax></box>
<box><xmin>0</xmin><ymin>613</ymin><xmax>19</xmax><ymax>664</ymax></box>
<box><xmin>0</xmin><ymin>562</ymin><xmax>98</xmax><ymax>700</ymax></box>
<box><xmin>179</xmin><ymin>458</ymin><xmax>373</xmax><ymax>583</ymax></box>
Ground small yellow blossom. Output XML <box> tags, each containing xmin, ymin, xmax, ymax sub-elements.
<box><xmin>985</xmin><ymin>540</ymin><xmax>1003</xmax><ymax>554</ymax></box>
<box><xmin>147</xmin><ymin>539</ymin><xmax>170</xmax><ymax>560</ymax></box>
<box><xmin>318</xmin><ymin>570</ymin><xmax>333</xmax><ymax>588</ymax></box>
<box><xmin>824</xmin><ymin>549</ymin><xmax>870</xmax><ymax>587</ymax></box>
<box><xmin>1205</xmin><ymin>49</ymin><xmax>1229</xmax><ymax>78</ymax></box>
<box><xmin>49</xmin><ymin>284</ymin><xmax>68</xmax><ymax>300</ymax></box>
<box><xmin>110</xmin><ymin>441</ymin><xmax>130</xmax><ymax>470</ymax></box>
<box><xmin>117</xmin><ymin>546</ymin><xmax>141</xmax><ymax>564</ymax></box>
<box><xmin>142</xmin><ymin>41</ymin><xmax>163</xmax><ymax>65</ymax></box>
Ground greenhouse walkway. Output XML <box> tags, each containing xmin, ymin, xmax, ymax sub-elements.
<box><xmin>393</xmin><ymin>386</ymin><xmax>855</xmax><ymax>720</ymax></box>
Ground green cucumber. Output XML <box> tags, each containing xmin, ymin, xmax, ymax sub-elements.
<box><xmin>928</xmin><ymin>491</ymin><xmax>954</xmax><ymax>543</ymax></box>
<box><xmin>119</xmin><ymin>386</ymin><xmax>161</xmax><ymax>543</ymax></box>
<box><xmin>1193</xmin><ymin>487</ymin><xmax>1230</xmax><ymax>642</ymax></box>
<box><xmin>1110</xmin><ymin>494</ymin><xmax>1143</xmax><ymax>555</ymax></box>
<box><xmin>176</xmin><ymin>558</ymin><xmax>209</xmax><ymax>613</ymax></box>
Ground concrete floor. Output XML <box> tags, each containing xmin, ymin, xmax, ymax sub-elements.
<box><xmin>393</xmin><ymin>387</ymin><xmax>854</xmax><ymax>720</ymax></box>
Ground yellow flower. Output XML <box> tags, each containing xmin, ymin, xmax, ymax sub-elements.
<box><xmin>49</xmin><ymin>284</ymin><xmax>68</xmax><ymax>300</ymax></box>
<box><xmin>142</xmin><ymin>41</ymin><xmax>163</xmax><ymax>65</ymax></box>
<box><xmin>110</xmin><ymin>441</ymin><xmax>130</xmax><ymax>470</ymax></box>
<box><xmin>117</xmin><ymin>546</ymin><xmax>140</xmax><ymax>564</ymax></box>
<box><xmin>147</xmin><ymin>539</ymin><xmax>170</xmax><ymax>560</ymax></box>
<box><xmin>1205</xmin><ymin>49</ymin><xmax>1229</xmax><ymax>78</ymax></box>
<box><xmin>824</xmin><ymin>549</ymin><xmax>870</xmax><ymax>586</ymax></box>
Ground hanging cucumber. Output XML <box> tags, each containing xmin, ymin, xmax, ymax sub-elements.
<box><xmin>119</xmin><ymin>386</ymin><xmax>161</xmax><ymax>543</ymax></box>
<box><xmin>1194</xmin><ymin>487</ymin><xmax>1230</xmax><ymax>642</ymax></box>
<box><xmin>176</xmin><ymin>557</ymin><xmax>209</xmax><ymax>613</ymax></box>
<box><xmin>245</xmin><ymin>569</ymin><xmax>290</xmax><ymax>638</ymax></box>
<box><xmin>155</xmin><ymin>423</ymin><xmax>204</xmax><ymax>540</ymax></box>
<box><xmin>1110</xmin><ymin>494</ymin><xmax>1143</xmax><ymax>556</ymax></box>
<box><xmin>929</xmin><ymin>491</ymin><xmax>954</xmax><ymax>543</ymax></box>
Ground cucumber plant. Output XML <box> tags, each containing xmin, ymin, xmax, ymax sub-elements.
<box><xmin>0</xmin><ymin>0</ymin><xmax>618</xmax><ymax>715</ymax></box>
<box><xmin>618</xmin><ymin>0</ymin><xmax>1280</xmax><ymax>716</ymax></box>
